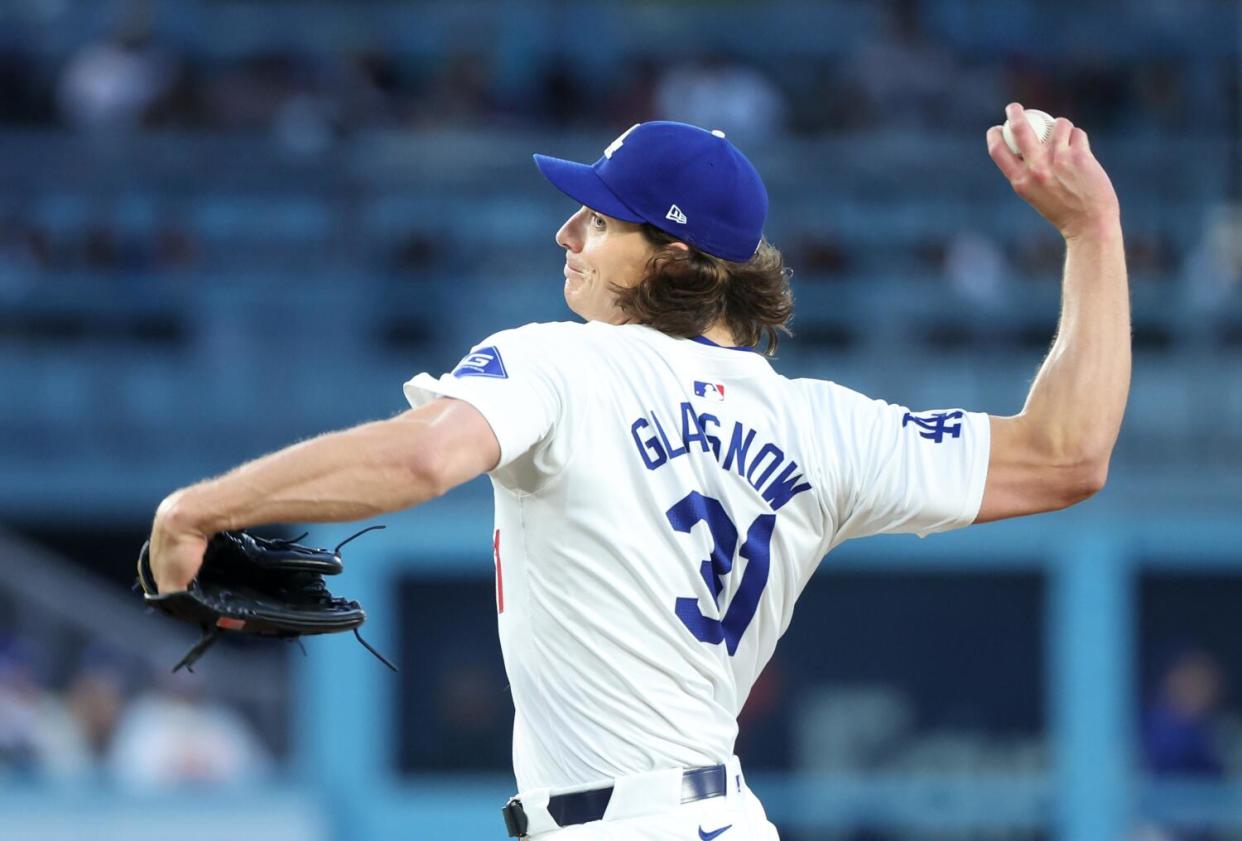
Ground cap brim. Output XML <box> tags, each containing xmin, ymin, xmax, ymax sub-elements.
<box><xmin>533</xmin><ymin>154</ymin><xmax>645</xmax><ymax>223</ymax></box>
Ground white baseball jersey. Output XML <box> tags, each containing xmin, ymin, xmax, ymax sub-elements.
<box><xmin>404</xmin><ymin>321</ymin><xmax>989</xmax><ymax>792</ymax></box>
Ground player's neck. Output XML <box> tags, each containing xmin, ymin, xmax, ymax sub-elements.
<box><xmin>700</xmin><ymin>323</ymin><xmax>741</xmax><ymax>348</ymax></box>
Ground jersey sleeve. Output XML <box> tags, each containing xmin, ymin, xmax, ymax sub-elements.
<box><xmin>403</xmin><ymin>323</ymin><xmax>567</xmax><ymax>472</ymax></box>
<box><xmin>812</xmin><ymin>382</ymin><xmax>991</xmax><ymax>544</ymax></box>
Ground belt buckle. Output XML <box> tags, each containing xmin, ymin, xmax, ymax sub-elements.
<box><xmin>502</xmin><ymin>795</ymin><xmax>529</xmax><ymax>838</ymax></box>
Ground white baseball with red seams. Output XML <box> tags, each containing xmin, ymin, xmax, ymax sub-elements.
<box><xmin>405</xmin><ymin>320</ymin><xmax>990</xmax><ymax>838</ymax></box>
<box><xmin>1003</xmin><ymin>108</ymin><xmax>1056</xmax><ymax>157</ymax></box>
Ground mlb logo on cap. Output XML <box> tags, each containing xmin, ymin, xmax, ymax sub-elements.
<box><xmin>533</xmin><ymin>121</ymin><xmax>769</xmax><ymax>263</ymax></box>
<box><xmin>694</xmin><ymin>381</ymin><xmax>727</xmax><ymax>402</ymax></box>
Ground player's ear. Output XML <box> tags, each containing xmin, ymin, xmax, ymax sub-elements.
<box><xmin>667</xmin><ymin>241</ymin><xmax>691</xmax><ymax>253</ymax></box>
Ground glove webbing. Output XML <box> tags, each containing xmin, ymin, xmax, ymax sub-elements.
<box><xmin>154</xmin><ymin>525</ymin><xmax>398</xmax><ymax>673</ymax></box>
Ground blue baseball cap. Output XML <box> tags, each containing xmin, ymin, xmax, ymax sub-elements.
<box><xmin>533</xmin><ymin>121</ymin><xmax>768</xmax><ymax>263</ymax></box>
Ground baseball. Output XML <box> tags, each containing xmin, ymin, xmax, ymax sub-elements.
<box><xmin>1002</xmin><ymin>109</ymin><xmax>1056</xmax><ymax>157</ymax></box>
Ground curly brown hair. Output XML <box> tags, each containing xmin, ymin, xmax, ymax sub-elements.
<box><xmin>609</xmin><ymin>225</ymin><xmax>794</xmax><ymax>357</ymax></box>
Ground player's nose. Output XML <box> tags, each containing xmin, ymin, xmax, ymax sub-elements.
<box><xmin>555</xmin><ymin>212</ymin><xmax>582</xmax><ymax>253</ymax></box>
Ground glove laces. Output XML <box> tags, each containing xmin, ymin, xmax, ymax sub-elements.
<box><xmin>165</xmin><ymin>525</ymin><xmax>397</xmax><ymax>673</ymax></box>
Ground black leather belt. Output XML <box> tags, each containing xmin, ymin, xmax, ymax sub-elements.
<box><xmin>502</xmin><ymin>763</ymin><xmax>728</xmax><ymax>837</ymax></box>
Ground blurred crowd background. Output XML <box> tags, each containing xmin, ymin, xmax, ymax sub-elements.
<box><xmin>0</xmin><ymin>0</ymin><xmax>1239</xmax><ymax>839</ymax></box>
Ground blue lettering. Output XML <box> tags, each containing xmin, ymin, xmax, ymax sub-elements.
<box><xmin>699</xmin><ymin>413</ymin><xmax>721</xmax><ymax>461</ymax></box>
<box><xmin>746</xmin><ymin>443</ymin><xmax>783</xmax><ymax>490</ymax></box>
<box><xmin>629</xmin><ymin>409</ymin><xmax>814</xmax><ymax>512</ymax></box>
<box><xmin>762</xmin><ymin>461</ymin><xmax>814</xmax><ymax>511</ymax></box>
<box><xmin>630</xmin><ymin>417</ymin><xmax>667</xmax><ymax>470</ymax></box>
<box><xmin>722</xmin><ymin>423</ymin><xmax>755</xmax><ymax>476</ymax></box>
<box><xmin>681</xmin><ymin>402</ymin><xmax>710</xmax><ymax>453</ymax></box>
<box><xmin>652</xmin><ymin>411</ymin><xmax>688</xmax><ymax>460</ymax></box>
<box><xmin>902</xmin><ymin>410</ymin><xmax>964</xmax><ymax>443</ymax></box>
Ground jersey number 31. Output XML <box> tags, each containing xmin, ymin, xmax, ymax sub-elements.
<box><xmin>667</xmin><ymin>491</ymin><xmax>774</xmax><ymax>656</ymax></box>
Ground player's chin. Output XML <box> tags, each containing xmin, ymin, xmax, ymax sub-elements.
<box><xmin>563</xmin><ymin>272</ymin><xmax>590</xmax><ymax>304</ymax></box>
<box><xmin>563</xmin><ymin>282</ymin><xmax>587</xmax><ymax>318</ymax></box>
<box><xmin>564</xmin><ymin>288</ymin><xmax>606</xmax><ymax>323</ymax></box>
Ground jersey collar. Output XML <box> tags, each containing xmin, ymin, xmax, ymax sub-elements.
<box><xmin>691</xmin><ymin>335</ymin><xmax>756</xmax><ymax>353</ymax></box>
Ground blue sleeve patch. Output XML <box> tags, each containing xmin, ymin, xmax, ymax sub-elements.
<box><xmin>452</xmin><ymin>346</ymin><xmax>508</xmax><ymax>379</ymax></box>
<box><xmin>901</xmin><ymin>410</ymin><xmax>963</xmax><ymax>443</ymax></box>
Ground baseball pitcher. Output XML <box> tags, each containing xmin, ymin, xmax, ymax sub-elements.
<box><xmin>145</xmin><ymin>106</ymin><xmax>1128</xmax><ymax>839</ymax></box>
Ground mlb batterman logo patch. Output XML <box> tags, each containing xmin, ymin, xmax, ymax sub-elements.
<box><xmin>452</xmin><ymin>346</ymin><xmax>508</xmax><ymax>379</ymax></box>
<box><xmin>693</xmin><ymin>381</ymin><xmax>726</xmax><ymax>402</ymax></box>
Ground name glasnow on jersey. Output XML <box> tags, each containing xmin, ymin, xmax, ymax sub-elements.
<box><xmin>629</xmin><ymin>402</ymin><xmax>812</xmax><ymax>511</ymax></box>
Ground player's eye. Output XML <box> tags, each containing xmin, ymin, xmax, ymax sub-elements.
<box><xmin>589</xmin><ymin>213</ymin><xmax>606</xmax><ymax>230</ymax></box>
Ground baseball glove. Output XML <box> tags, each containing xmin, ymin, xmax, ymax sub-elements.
<box><xmin>137</xmin><ymin>526</ymin><xmax>396</xmax><ymax>674</ymax></box>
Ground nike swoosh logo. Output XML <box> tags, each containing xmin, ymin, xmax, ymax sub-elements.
<box><xmin>699</xmin><ymin>826</ymin><xmax>733</xmax><ymax>841</ymax></box>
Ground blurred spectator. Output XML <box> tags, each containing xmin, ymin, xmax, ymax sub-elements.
<box><xmin>106</xmin><ymin>675</ymin><xmax>273</xmax><ymax>790</ymax></box>
<box><xmin>273</xmin><ymin>91</ymin><xmax>339</xmax><ymax>158</ymax></box>
<box><xmin>29</xmin><ymin>655</ymin><xmax>127</xmax><ymax>784</ymax></box>
<box><xmin>1061</xmin><ymin>53</ymin><xmax>1130</xmax><ymax>132</ymax></box>
<box><xmin>794</xmin><ymin>231</ymin><xmax>853</xmax><ymax>279</ymax></box>
<box><xmin>944</xmin><ymin>230</ymin><xmax>1011</xmax><ymax>309</ymax></box>
<box><xmin>0</xmin><ymin>636</ymin><xmax>43</xmax><ymax>780</ymax></box>
<box><xmin>601</xmin><ymin>57</ymin><xmax>662</xmax><ymax>129</ymax></box>
<box><xmin>0</xmin><ymin>215</ymin><xmax>51</xmax><ymax>300</ymax></box>
<box><xmin>654</xmin><ymin>52</ymin><xmax>788</xmax><ymax>142</ymax></box>
<box><xmin>146</xmin><ymin>58</ymin><xmax>209</xmax><ymax>129</ymax></box>
<box><xmin>1</xmin><ymin>211</ymin><xmax>199</xmax><ymax>281</ymax></box>
<box><xmin>57</xmin><ymin>29</ymin><xmax>178</xmax><ymax>133</ymax></box>
<box><xmin>1142</xmin><ymin>648</ymin><xmax>1226</xmax><ymax>778</ymax></box>
<box><xmin>0</xmin><ymin>48</ymin><xmax>54</xmax><ymax>125</ymax></box>
<box><xmin>413</xmin><ymin>50</ymin><xmax>499</xmax><ymax>129</ymax></box>
<box><xmin>1181</xmin><ymin>204</ymin><xmax>1242</xmax><ymax>314</ymax></box>
<box><xmin>946</xmin><ymin>57</ymin><xmax>1011</xmax><ymax>132</ymax></box>
<box><xmin>390</xmin><ymin>230</ymin><xmax>444</xmax><ymax>275</ymax></box>
<box><xmin>1140</xmin><ymin>648</ymin><xmax>1228</xmax><ymax>841</ymax></box>
<box><xmin>845</xmin><ymin>0</ymin><xmax>956</xmax><ymax>130</ymax></box>
<box><xmin>784</xmin><ymin>59</ymin><xmax>870</xmax><ymax>136</ymax></box>
<box><xmin>1127</xmin><ymin>233</ymin><xmax>1178</xmax><ymax>281</ymax></box>
<box><xmin>1004</xmin><ymin>57</ymin><xmax>1065</xmax><ymax>129</ymax></box>
<box><xmin>333</xmin><ymin>50</ymin><xmax>407</xmax><ymax>133</ymax></box>
<box><xmin>82</xmin><ymin>220</ymin><xmax>122</xmax><ymax>272</ymax></box>
<box><xmin>1014</xmin><ymin>229</ymin><xmax>1066</xmax><ymax>282</ymax></box>
<box><xmin>1130</xmin><ymin>60</ymin><xmax>1189</xmax><ymax>133</ymax></box>
<box><xmin>529</xmin><ymin>57</ymin><xmax>585</xmax><ymax>130</ymax></box>
<box><xmin>203</xmin><ymin>51</ymin><xmax>305</xmax><ymax>131</ymax></box>
<box><xmin>152</xmin><ymin>221</ymin><xmax>199</xmax><ymax>274</ymax></box>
